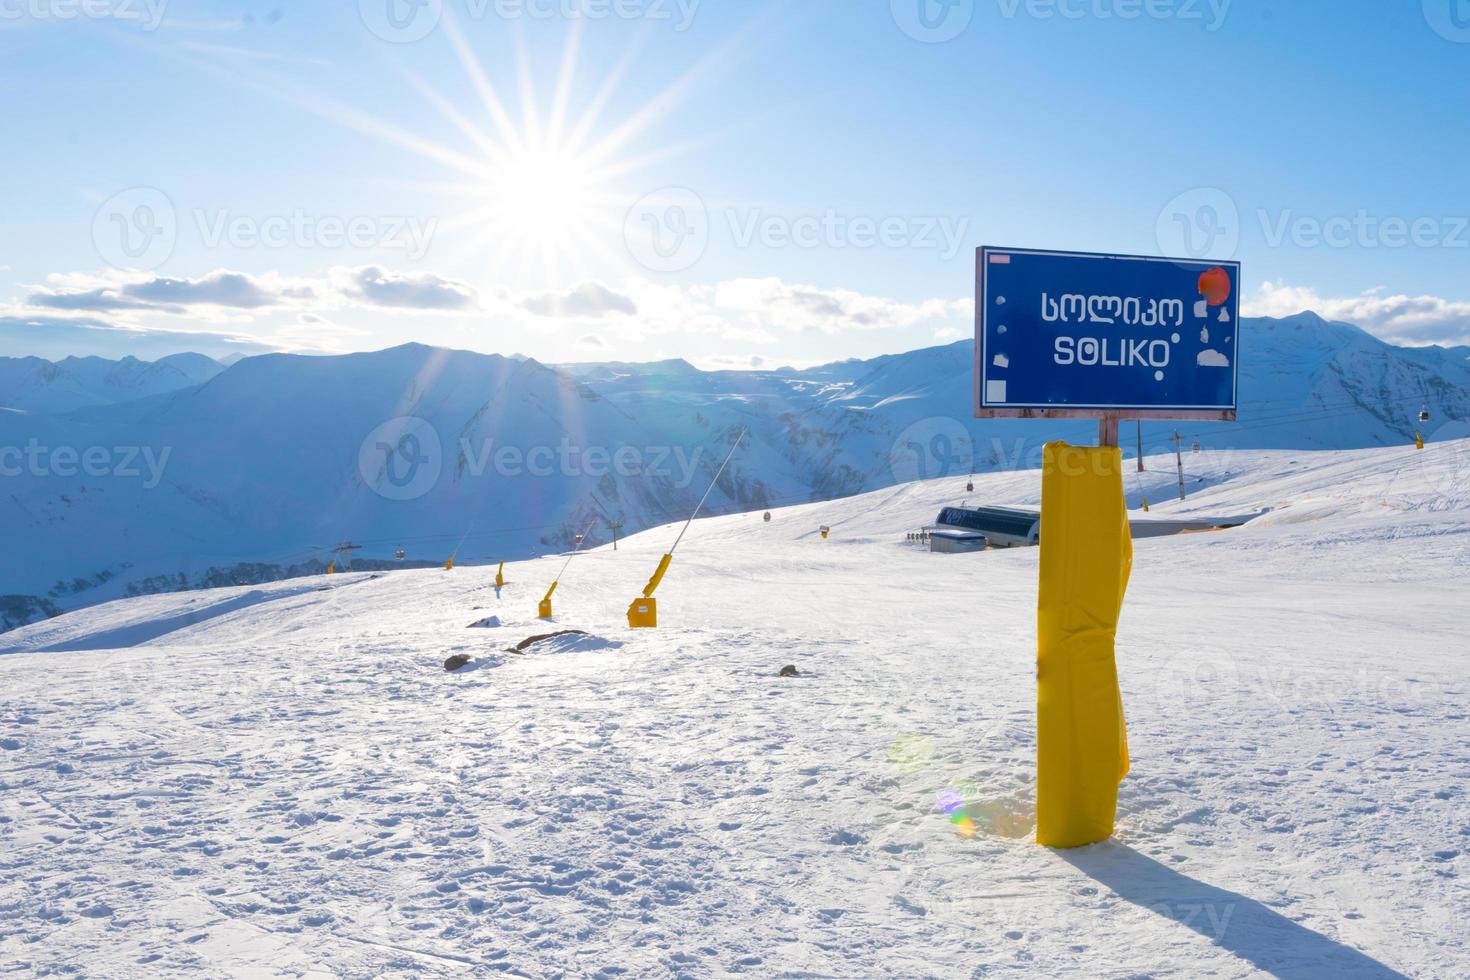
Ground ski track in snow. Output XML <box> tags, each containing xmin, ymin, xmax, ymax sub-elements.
<box><xmin>1</xmin><ymin>443</ymin><xmax>1467</xmax><ymax>977</ymax></box>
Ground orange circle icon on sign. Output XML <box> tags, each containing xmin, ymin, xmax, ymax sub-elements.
<box><xmin>1198</xmin><ymin>266</ymin><xmax>1232</xmax><ymax>307</ymax></box>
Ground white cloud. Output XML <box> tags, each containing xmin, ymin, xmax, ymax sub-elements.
<box><xmin>29</xmin><ymin>269</ymin><xmax>315</xmax><ymax>313</ymax></box>
<box><xmin>522</xmin><ymin>282</ymin><xmax>637</xmax><ymax>319</ymax></box>
<box><xmin>330</xmin><ymin>266</ymin><xmax>477</xmax><ymax>311</ymax></box>
<box><xmin>11</xmin><ymin>266</ymin><xmax>980</xmax><ymax>362</ymax></box>
<box><xmin>1245</xmin><ymin>282</ymin><xmax>1470</xmax><ymax>347</ymax></box>
<box><xmin>712</xmin><ymin>277</ymin><xmax>965</xmax><ymax>334</ymax></box>
<box><xmin>27</xmin><ymin>266</ymin><xmax>478</xmax><ymax>316</ymax></box>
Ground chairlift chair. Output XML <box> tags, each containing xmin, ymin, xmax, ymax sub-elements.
<box><xmin>1420</xmin><ymin>408</ymin><xmax>1431</xmax><ymax>423</ymax></box>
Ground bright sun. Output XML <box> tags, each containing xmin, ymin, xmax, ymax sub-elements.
<box><xmin>192</xmin><ymin>12</ymin><xmax>725</xmax><ymax>287</ymax></box>
<box><xmin>488</xmin><ymin>144</ymin><xmax>598</xmax><ymax>247</ymax></box>
<box><xmin>334</xmin><ymin>16</ymin><xmax>698</xmax><ymax>286</ymax></box>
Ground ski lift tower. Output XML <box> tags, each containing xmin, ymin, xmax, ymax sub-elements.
<box><xmin>332</xmin><ymin>542</ymin><xmax>363</xmax><ymax>571</ymax></box>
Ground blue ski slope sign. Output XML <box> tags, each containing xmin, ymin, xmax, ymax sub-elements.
<box><xmin>975</xmin><ymin>247</ymin><xmax>1240</xmax><ymax>420</ymax></box>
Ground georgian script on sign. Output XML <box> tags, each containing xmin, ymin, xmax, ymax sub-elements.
<box><xmin>1041</xmin><ymin>293</ymin><xmax>1186</xmax><ymax>328</ymax></box>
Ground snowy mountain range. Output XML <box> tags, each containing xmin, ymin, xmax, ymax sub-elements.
<box><xmin>0</xmin><ymin>352</ymin><xmax>226</xmax><ymax>415</ymax></box>
<box><xmin>2</xmin><ymin>310</ymin><xmax>1467</xmax><ymax>630</ymax></box>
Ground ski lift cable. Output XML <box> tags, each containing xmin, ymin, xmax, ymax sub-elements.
<box><xmin>553</xmin><ymin>517</ymin><xmax>601</xmax><ymax>580</ymax></box>
<box><xmin>670</xmin><ymin>426</ymin><xmax>747</xmax><ymax>557</ymax></box>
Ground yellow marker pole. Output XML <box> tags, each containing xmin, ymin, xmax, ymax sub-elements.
<box><xmin>327</xmin><ymin>560</ymin><xmax>335</xmax><ymax>575</ymax></box>
<box><xmin>628</xmin><ymin>427</ymin><xmax>747</xmax><ymax>629</ymax></box>
<box><xmin>1035</xmin><ymin>424</ymin><xmax>1133</xmax><ymax>849</ymax></box>
<box><xmin>495</xmin><ymin>562</ymin><xmax>505</xmax><ymax>588</ymax></box>
<box><xmin>1417</xmin><ymin>432</ymin><xmax>1425</xmax><ymax>450</ymax></box>
<box><xmin>444</xmin><ymin>557</ymin><xmax>454</xmax><ymax>571</ymax></box>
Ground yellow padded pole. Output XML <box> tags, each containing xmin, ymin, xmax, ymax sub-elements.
<box><xmin>1036</xmin><ymin>441</ymin><xmax>1133</xmax><ymax>848</ymax></box>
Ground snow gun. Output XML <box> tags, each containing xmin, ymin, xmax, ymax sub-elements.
<box><xmin>628</xmin><ymin>427</ymin><xmax>746</xmax><ymax>629</ymax></box>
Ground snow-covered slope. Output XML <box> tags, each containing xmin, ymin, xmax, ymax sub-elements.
<box><xmin>0</xmin><ymin>442</ymin><xmax>1465</xmax><ymax>976</ymax></box>
<box><xmin>2</xmin><ymin>311</ymin><xmax>1468</xmax><ymax>629</ymax></box>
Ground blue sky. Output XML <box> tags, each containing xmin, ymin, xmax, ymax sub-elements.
<box><xmin>3</xmin><ymin>0</ymin><xmax>1469</xmax><ymax>367</ymax></box>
